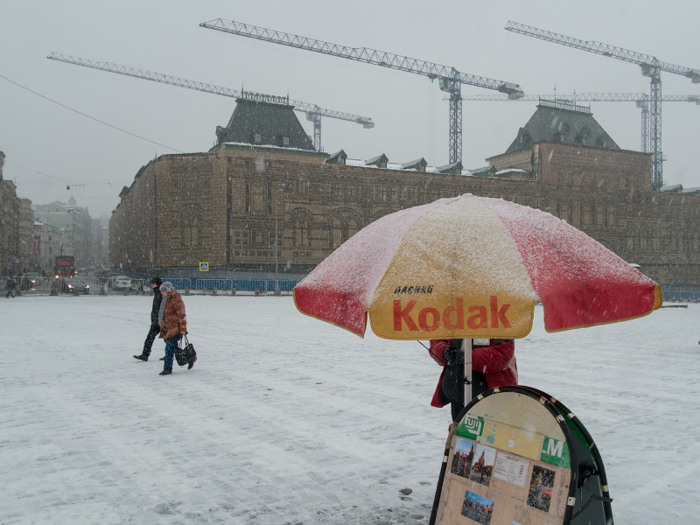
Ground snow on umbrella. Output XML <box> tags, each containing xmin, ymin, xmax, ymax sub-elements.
<box><xmin>294</xmin><ymin>194</ymin><xmax>661</xmax><ymax>340</ymax></box>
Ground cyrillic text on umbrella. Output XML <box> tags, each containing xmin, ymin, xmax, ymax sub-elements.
<box><xmin>393</xmin><ymin>285</ymin><xmax>434</xmax><ymax>294</ymax></box>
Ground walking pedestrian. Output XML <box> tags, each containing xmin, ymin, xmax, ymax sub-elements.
<box><xmin>133</xmin><ymin>277</ymin><xmax>163</xmax><ymax>362</ymax></box>
<box><xmin>5</xmin><ymin>276</ymin><xmax>16</xmax><ymax>298</ymax></box>
<box><xmin>157</xmin><ymin>281</ymin><xmax>188</xmax><ymax>376</ymax></box>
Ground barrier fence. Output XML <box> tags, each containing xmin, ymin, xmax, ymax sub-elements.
<box><xmin>7</xmin><ymin>277</ymin><xmax>302</xmax><ymax>295</ymax></box>
<box><xmin>138</xmin><ymin>278</ymin><xmax>301</xmax><ymax>293</ymax></box>
<box><xmin>8</xmin><ymin>276</ymin><xmax>700</xmax><ymax>301</ymax></box>
<box><xmin>660</xmin><ymin>286</ymin><xmax>700</xmax><ymax>302</ymax></box>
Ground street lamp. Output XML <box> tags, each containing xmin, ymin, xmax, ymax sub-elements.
<box><xmin>274</xmin><ymin>183</ymin><xmax>286</xmax><ymax>296</ymax></box>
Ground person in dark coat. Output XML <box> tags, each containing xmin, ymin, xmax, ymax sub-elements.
<box><xmin>5</xmin><ymin>276</ymin><xmax>16</xmax><ymax>299</ymax></box>
<box><xmin>133</xmin><ymin>277</ymin><xmax>163</xmax><ymax>361</ymax></box>
<box><xmin>429</xmin><ymin>339</ymin><xmax>517</xmax><ymax>422</ymax></box>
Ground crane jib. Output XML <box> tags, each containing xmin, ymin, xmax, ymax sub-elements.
<box><xmin>200</xmin><ymin>18</ymin><xmax>525</xmax><ymax>164</ymax></box>
<box><xmin>46</xmin><ymin>52</ymin><xmax>374</xmax><ymax>152</ymax></box>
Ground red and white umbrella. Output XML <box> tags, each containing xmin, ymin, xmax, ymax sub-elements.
<box><xmin>294</xmin><ymin>194</ymin><xmax>661</xmax><ymax>341</ymax></box>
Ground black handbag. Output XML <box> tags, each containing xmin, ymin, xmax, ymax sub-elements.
<box><xmin>174</xmin><ymin>340</ymin><xmax>188</xmax><ymax>366</ymax></box>
<box><xmin>174</xmin><ymin>335</ymin><xmax>197</xmax><ymax>366</ymax></box>
<box><xmin>183</xmin><ymin>335</ymin><xmax>197</xmax><ymax>364</ymax></box>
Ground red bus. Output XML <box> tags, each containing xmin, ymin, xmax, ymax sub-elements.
<box><xmin>54</xmin><ymin>256</ymin><xmax>75</xmax><ymax>278</ymax></box>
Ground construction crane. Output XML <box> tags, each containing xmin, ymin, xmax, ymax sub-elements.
<box><xmin>47</xmin><ymin>52</ymin><xmax>374</xmax><ymax>152</ymax></box>
<box><xmin>505</xmin><ymin>21</ymin><xmax>700</xmax><ymax>190</ymax></box>
<box><xmin>457</xmin><ymin>93</ymin><xmax>700</xmax><ymax>153</ymax></box>
<box><xmin>199</xmin><ymin>18</ymin><xmax>525</xmax><ymax>165</ymax></box>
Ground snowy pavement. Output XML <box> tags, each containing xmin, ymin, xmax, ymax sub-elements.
<box><xmin>1</xmin><ymin>294</ymin><xmax>699</xmax><ymax>524</ymax></box>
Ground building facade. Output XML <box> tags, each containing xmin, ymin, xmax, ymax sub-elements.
<box><xmin>0</xmin><ymin>151</ymin><xmax>22</xmax><ymax>276</ymax></box>
<box><xmin>109</xmin><ymin>100</ymin><xmax>700</xmax><ymax>289</ymax></box>
<box><xmin>18</xmin><ymin>198</ymin><xmax>34</xmax><ymax>272</ymax></box>
<box><xmin>109</xmin><ymin>142</ymin><xmax>700</xmax><ymax>288</ymax></box>
<box><xmin>33</xmin><ymin>197</ymin><xmax>92</xmax><ymax>269</ymax></box>
<box><xmin>32</xmin><ymin>221</ymin><xmax>74</xmax><ymax>275</ymax></box>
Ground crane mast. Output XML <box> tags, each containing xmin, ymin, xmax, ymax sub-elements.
<box><xmin>200</xmin><ymin>18</ymin><xmax>524</xmax><ymax>164</ymax></box>
<box><xmin>458</xmin><ymin>93</ymin><xmax>700</xmax><ymax>153</ymax></box>
<box><xmin>47</xmin><ymin>52</ymin><xmax>374</xmax><ymax>152</ymax></box>
<box><xmin>505</xmin><ymin>21</ymin><xmax>700</xmax><ymax>190</ymax></box>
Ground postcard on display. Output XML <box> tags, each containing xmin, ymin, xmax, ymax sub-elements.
<box><xmin>526</xmin><ymin>465</ymin><xmax>557</xmax><ymax>513</ymax></box>
<box><xmin>492</xmin><ymin>453</ymin><xmax>529</xmax><ymax>488</ymax></box>
<box><xmin>450</xmin><ymin>437</ymin><xmax>498</xmax><ymax>488</ymax></box>
<box><xmin>461</xmin><ymin>490</ymin><xmax>495</xmax><ymax>525</ymax></box>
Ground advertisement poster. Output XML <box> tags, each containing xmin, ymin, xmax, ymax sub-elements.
<box><xmin>479</xmin><ymin>420</ymin><xmax>543</xmax><ymax>461</ymax></box>
<box><xmin>540</xmin><ymin>437</ymin><xmax>570</xmax><ymax>469</ymax></box>
<box><xmin>456</xmin><ymin>414</ymin><xmax>485</xmax><ymax>440</ymax></box>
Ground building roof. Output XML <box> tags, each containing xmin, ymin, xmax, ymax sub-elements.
<box><xmin>325</xmin><ymin>149</ymin><xmax>348</xmax><ymax>165</ymax></box>
<box><xmin>215</xmin><ymin>97</ymin><xmax>315</xmax><ymax>151</ymax></box>
<box><xmin>365</xmin><ymin>154</ymin><xmax>389</xmax><ymax>168</ymax></box>
<box><xmin>660</xmin><ymin>184</ymin><xmax>684</xmax><ymax>194</ymax></box>
<box><xmin>436</xmin><ymin>161</ymin><xmax>463</xmax><ymax>175</ymax></box>
<box><xmin>400</xmin><ymin>158</ymin><xmax>428</xmax><ymax>171</ymax></box>
<box><xmin>505</xmin><ymin>99</ymin><xmax>619</xmax><ymax>155</ymax></box>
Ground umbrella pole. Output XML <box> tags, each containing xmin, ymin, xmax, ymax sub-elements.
<box><xmin>463</xmin><ymin>338</ymin><xmax>472</xmax><ymax>408</ymax></box>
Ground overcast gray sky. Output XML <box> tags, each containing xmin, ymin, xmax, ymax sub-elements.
<box><xmin>1</xmin><ymin>0</ymin><xmax>698</xmax><ymax>217</ymax></box>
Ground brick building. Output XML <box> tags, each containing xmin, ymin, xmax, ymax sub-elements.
<box><xmin>109</xmin><ymin>99</ymin><xmax>700</xmax><ymax>290</ymax></box>
<box><xmin>0</xmin><ymin>151</ymin><xmax>23</xmax><ymax>276</ymax></box>
<box><xmin>18</xmin><ymin>198</ymin><xmax>34</xmax><ymax>272</ymax></box>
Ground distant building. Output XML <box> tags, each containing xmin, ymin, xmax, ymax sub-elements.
<box><xmin>109</xmin><ymin>97</ymin><xmax>700</xmax><ymax>291</ymax></box>
<box><xmin>32</xmin><ymin>221</ymin><xmax>74</xmax><ymax>274</ymax></box>
<box><xmin>90</xmin><ymin>217</ymin><xmax>109</xmax><ymax>268</ymax></box>
<box><xmin>18</xmin><ymin>198</ymin><xmax>34</xmax><ymax>272</ymax></box>
<box><xmin>33</xmin><ymin>197</ymin><xmax>92</xmax><ymax>269</ymax></box>
<box><xmin>0</xmin><ymin>151</ymin><xmax>27</xmax><ymax>276</ymax></box>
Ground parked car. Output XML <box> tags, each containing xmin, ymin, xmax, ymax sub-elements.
<box><xmin>57</xmin><ymin>277</ymin><xmax>90</xmax><ymax>294</ymax></box>
<box><xmin>19</xmin><ymin>272</ymin><xmax>42</xmax><ymax>290</ymax></box>
<box><xmin>113</xmin><ymin>275</ymin><xmax>132</xmax><ymax>289</ymax></box>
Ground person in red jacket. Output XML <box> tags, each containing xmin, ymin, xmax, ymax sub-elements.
<box><xmin>429</xmin><ymin>339</ymin><xmax>518</xmax><ymax>422</ymax></box>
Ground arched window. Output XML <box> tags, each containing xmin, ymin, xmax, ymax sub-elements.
<box><xmin>296</xmin><ymin>176</ymin><xmax>308</xmax><ymax>197</ymax></box>
<box><xmin>347</xmin><ymin>219</ymin><xmax>359</xmax><ymax>240</ymax></box>
<box><xmin>293</xmin><ymin>216</ymin><xmax>310</xmax><ymax>247</ymax></box>
<box><xmin>179</xmin><ymin>205</ymin><xmax>204</xmax><ymax>247</ymax></box>
<box><xmin>331</xmin><ymin>217</ymin><xmax>343</xmax><ymax>248</ymax></box>
<box><xmin>182</xmin><ymin>215</ymin><xmax>201</xmax><ymax>246</ymax></box>
<box><xmin>252</xmin><ymin>184</ymin><xmax>265</xmax><ymax>213</ymax></box>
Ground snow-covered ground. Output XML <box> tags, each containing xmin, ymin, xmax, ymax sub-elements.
<box><xmin>2</xmin><ymin>294</ymin><xmax>699</xmax><ymax>524</ymax></box>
